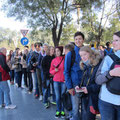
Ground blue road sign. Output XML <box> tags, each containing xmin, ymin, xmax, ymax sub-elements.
<box><xmin>20</xmin><ymin>37</ymin><xmax>29</xmax><ymax>46</ymax></box>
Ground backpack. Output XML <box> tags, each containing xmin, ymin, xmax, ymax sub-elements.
<box><xmin>62</xmin><ymin>91</ymin><xmax>72</xmax><ymax>111</ymax></box>
<box><xmin>104</xmin><ymin>48</ymin><xmax>113</xmax><ymax>55</ymax></box>
<box><xmin>106</xmin><ymin>54</ymin><xmax>120</xmax><ymax>95</ymax></box>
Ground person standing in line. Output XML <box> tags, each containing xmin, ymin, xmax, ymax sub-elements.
<box><xmin>0</xmin><ymin>47</ymin><xmax>16</xmax><ymax>109</ymax></box>
<box><xmin>37</xmin><ymin>43</ymin><xmax>49</xmax><ymax>101</ymax></box>
<box><xmin>41</xmin><ymin>46</ymin><xmax>55</xmax><ymax>108</ymax></box>
<box><xmin>64</xmin><ymin>32</ymin><xmax>85</xmax><ymax>120</ymax></box>
<box><xmin>21</xmin><ymin>48</ymin><xmax>29</xmax><ymax>88</ymax></box>
<box><xmin>50</xmin><ymin>46</ymin><xmax>66</xmax><ymax>119</ymax></box>
<box><xmin>30</xmin><ymin>42</ymin><xmax>41</xmax><ymax>98</ymax></box>
<box><xmin>7</xmin><ymin>50</ymin><xmax>14</xmax><ymax>85</ymax></box>
<box><xmin>26</xmin><ymin>44</ymin><xmax>34</xmax><ymax>94</ymax></box>
<box><xmin>96</xmin><ymin>31</ymin><xmax>120</xmax><ymax>120</ymax></box>
<box><xmin>104</xmin><ymin>42</ymin><xmax>114</xmax><ymax>56</ymax></box>
<box><xmin>77</xmin><ymin>46</ymin><xmax>101</xmax><ymax>120</ymax></box>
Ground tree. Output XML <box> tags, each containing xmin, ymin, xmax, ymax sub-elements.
<box><xmin>0</xmin><ymin>27</ymin><xmax>22</xmax><ymax>49</ymax></box>
<box><xmin>115</xmin><ymin>0</ymin><xmax>120</xmax><ymax>19</ymax></box>
<box><xmin>2</xmin><ymin>0</ymin><xmax>73</xmax><ymax>46</ymax></box>
<box><xmin>102</xmin><ymin>13</ymin><xmax>120</xmax><ymax>44</ymax></box>
<box><xmin>29</xmin><ymin>29</ymin><xmax>53</xmax><ymax>45</ymax></box>
<box><xmin>78</xmin><ymin>0</ymin><xmax>120</xmax><ymax>47</ymax></box>
<box><xmin>60</xmin><ymin>23</ymin><xmax>77</xmax><ymax>45</ymax></box>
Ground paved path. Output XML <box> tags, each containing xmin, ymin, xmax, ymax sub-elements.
<box><xmin>0</xmin><ymin>81</ymin><xmax>101</xmax><ymax>120</ymax></box>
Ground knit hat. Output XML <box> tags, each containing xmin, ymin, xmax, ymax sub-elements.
<box><xmin>56</xmin><ymin>46</ymin><xmax>63</xmax><ymax>55</ymax></box>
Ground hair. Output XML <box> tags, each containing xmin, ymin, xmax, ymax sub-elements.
<box><xmin>91</xmin><ymin>44</ymin><xmax>94</xmax><ymax>47</ymax></box>
<box><xmin>106</xmin><ymin>42</ymin><xmax>111</xmax><ymax>47</ymax></box>
<box><xmin>43</xmin><ymin>43</ymin><xmax>49</xmax><ymax>47</ymax></box>
<box><xmin>45</xmin><ymin>46</ymin><xmax>50</xmax><ymax>55</ymax></box>
<box><xmin>0</xmin><ymin>47</ymin><xmax>6</xmax><ymax>55</ymax></box>
<box><xmin>24</xmin><ymin>45</ymin><xmax>29</xmax><ymax>49</ymax></box>
<box><xmin>49</xmin><ymin>46</ymin><xmax>54</xmax><ymax>49</ymax></box>
<box><xmin>56</xmin><ymin>46</ymin><xmax>63</xmax><ymax>56</ymax></box>
<box><xmin>34</xmin><ymin>42</ymin><xmax>42</xmax><ymax>48</ymax></box>
<box><xmin>69</xmin><ymin>42</ymin><xmax>75</xmax><ymax>46</ymax></box>
<box><xmin>15</xmin><ymin>47</ymin><xmax>20</xmax><ymax>51</ymax></box>
<box><xmin>114</xmin><ymin>31</ymin><xmax>120</xmax><ymax>37</ymax></box>
<box><xmin>64</xmin><ymin>44</ymin><xmax>74</xmax><ymax>51</ymax></box>
<box><xmin>79</xmin><ymin>46</ymin><xmax>101</xmax><ymax>68</ymax></box>
<box><xmin>74</xmin><ymin>31</ymin><xmax>85</xmax><ymax>40</ymax></box>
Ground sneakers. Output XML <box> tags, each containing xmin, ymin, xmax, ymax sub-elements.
<box><xmin>5</xmin><ymin>104</ymin><xmax>16</xmax><ymax>109</ymax></box>
<box><xmin>61</xmin><ymin>111</ymin><xmax>65</xmax><ymax>118</ymax></box>
<box><xmin>55</xmin><ymin>111</ymin><xmax>60</xmax><ymax>118</ymax></box>
<box><xmin>51</xmin><ymin>101</ymin><xmax>56</xmax><ymax>105</ymax></box>
<box><xmin>15</xmin><ymin>83</ymin><xmax>18</xmax><ymax>87</ymax></box>
<box><xmin>35</xmin><ymin>94</ymin><xmax>39</xmax><ymax>99</ymax></box>
<box><xmin>28</xmin><ymin>91</ymin><xmax>32</xmax><ymax>94</ymax></box>
<box><xmin>39</xmin><ymin>95</ymin><xmax>43</xmax><ymax>101</ymax></box>
<box><xmin>44</xmin><ymin>102</ymin><xmax>50</xmax><ymax>109</ymax></box>
<box><xmin>10</xmin><ymin>81</ymin><xmax>14</xmax><ymax>85</ymax></box>
<box><xmin>0</xmin><ymin>104</ymin><xmax>5</xmax><ymax>108</ymax></box>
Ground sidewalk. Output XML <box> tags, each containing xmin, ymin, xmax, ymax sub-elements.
<box><xmin>0</xmin><ymin>81</ymin><xmax>101</xmax><ymax>120</ymax></box>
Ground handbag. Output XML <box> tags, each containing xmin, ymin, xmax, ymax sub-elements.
<box><xmin>62</xmin><ymin>90</ymin><xmax>72</xmax><ymax>111</ymax></box>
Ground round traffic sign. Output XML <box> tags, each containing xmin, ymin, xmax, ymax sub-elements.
<box><xmin>20</xmin><ymin>37</ymin><xmax>29</xmax><ymax>46</ymax></box>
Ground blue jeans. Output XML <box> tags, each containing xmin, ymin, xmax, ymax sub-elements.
<box><xmin>54</xmin><ymin>81</ymin><xmax>66</xmax><ymax>112</ymax></box>
<box><xmin>16</xmin><ymin>71</ymin><xmax>22</xmax><ymax>87</ymax></box>
<box><xmin>10</xmin><ymin>70</ymin><xmax>14</xmax><ymax>82</ymax></box>
<box><xmin>99</xmin><ymin>99</ymin><xmax>120</xmax><ymax>120</ymax></box>
<box><xmin>28</xmin><ymin>72</ymin><xmax>33</xmax><ymax>92</ymax></box>
<box><xmin>43</xmin><ymin>79</ymin><xmax>50</xmax><ymax>104</ymax></box>
<box><xmin>81</xmin><ymin>97</ymin><xmax>96</xmax><ymax>120</ymax></box>
<box><xmin>32</xmin><ymin>72</ymin><xmax>39</xmax><ymax>95</ymax></box>
<box><xmin>71</xmin><ymin>94</ymin><xmax>80</xmax><ymax>120</ymax></box>
<box><xmin>50</xmin><ymin>78</ymin><xmax>56</xmax><ymax>102</ymax></box>
<box><xmin>0</xmin><ymin>81</ymin><xmax>11</xmax><ymax>106</ymax></box>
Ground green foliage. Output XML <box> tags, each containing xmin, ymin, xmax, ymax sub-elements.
<box><xmin>102</xmin><ymin>14</ymin><xmax>120</xmax><ymax>44</ymax></box>
<box><xmin>29</xmin><ymin>29</ymin><xmax>53</xmax><ymax>45</ymax></box>
<box><xmin>2</xmin><ymin>0</ymin><xmax>73</xmax><ymax>46</ymax></box>
<box><xmin>60</xmin><ymin>23</ymin><xmax>77</xmax><ymax>45</ymax></box>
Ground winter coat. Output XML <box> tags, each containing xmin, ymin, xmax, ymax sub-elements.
<box><xmin>50</xmin><ymin>56</ymin><xmax>65</xmax><ymax>82</ymax></box>
<box><xmin>41</xmin><ymin>55</ymin><xmax>55</xmax><ymax>80</ymax></box>
<box><xmin>80</xmin><ymin>51</ymin><xmax>101</xmax><ymax>112</ymax></box>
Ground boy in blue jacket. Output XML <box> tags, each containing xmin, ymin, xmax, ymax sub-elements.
<box><xmin>64</xmin><ymin>31</ymin><xmax>85</xmax><ymax>120</ymax></box>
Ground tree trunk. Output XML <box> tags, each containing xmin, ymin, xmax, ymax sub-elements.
<box><xmin>52</xmin><ymin>26</ymin><xmax>59</xmax><ymax>47</ymax></box>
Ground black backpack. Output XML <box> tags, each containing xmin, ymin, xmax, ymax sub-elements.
<box><xmin>62</xmin><ymin>91</ymin><xmax>72</xmax><ymax>111</ymax></box>
<box><xmin>106</xmin><ymin>54</ymin><xmax>120</xmax><ymax>95</ymax></box>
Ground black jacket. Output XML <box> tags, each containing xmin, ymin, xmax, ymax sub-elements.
<box><xmin>41</xmin><ymin>55</ymin><xmax>55</xmax><ymax>80</ymax></box>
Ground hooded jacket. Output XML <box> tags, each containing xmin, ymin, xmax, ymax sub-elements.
<box><xmin>80</xmin><ymin>51</ymin><xmax>101</xmax><ymax>112</ymax></box>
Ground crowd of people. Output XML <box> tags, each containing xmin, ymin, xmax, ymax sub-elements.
<box><xmin>0</xmin><ymin>31</ymin><xmax>120</xmax><ymax>120</ymax></box>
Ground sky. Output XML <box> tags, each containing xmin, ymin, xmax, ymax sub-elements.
<box><xmin>0</xmin><ymin>0</ymin><xmax>117</xmax><ymax>32</ymax></box>
<box><xmin>0</xmin><ymin>1</ymin><xmax>27</xmax><ymax>31</ymax></box>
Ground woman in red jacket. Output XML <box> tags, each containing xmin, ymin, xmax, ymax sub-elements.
<box><xmin>50</xmin><ymin>46</ymin><xmax>66</xmax><ymax>119</ymax></box>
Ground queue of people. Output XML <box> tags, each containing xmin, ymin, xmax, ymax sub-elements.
<box><xmin>0</xmin><ymin>31</ymin><xmax>120</xmax><ymax>120</ymax></box>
